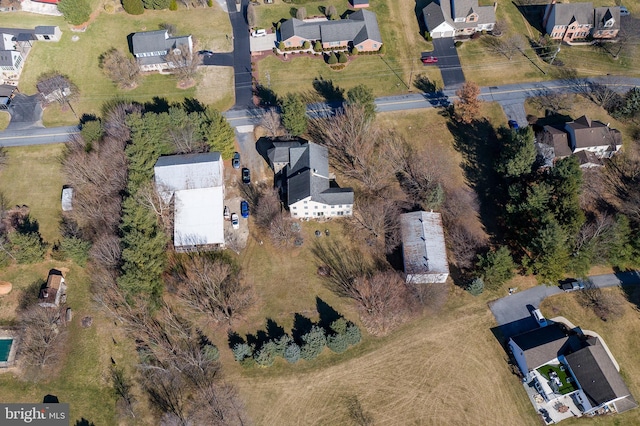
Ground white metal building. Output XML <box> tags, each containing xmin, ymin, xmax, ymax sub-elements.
<box><xmin>400</xmin><ymin>211</ymin><xmax>449</xmax><ymax>284</ymax></box>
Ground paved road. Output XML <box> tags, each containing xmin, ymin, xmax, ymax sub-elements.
<box><xmin>226</xmin><ymin>0</ymin><xmax>253</xmax><ymax>108</ymax></box>
<box><xmin>0</xmin><ymin>125</ymin><xmax>78</xmax><ymax>146</ymax></box>
<box><xmin>432</xmin><ymin>38</ymin><xmax>465</xmax><ymax>89</ymax></box>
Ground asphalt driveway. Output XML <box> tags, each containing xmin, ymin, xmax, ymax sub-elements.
<box><xmin>431</xmin><ymin>38</ymin><xmax>465</xmax><ymax>89</ymax></box>
<box><xmin>225</xmin><ymin>0</ymin><xmax>253</xmax><ymax>108</ymax></box>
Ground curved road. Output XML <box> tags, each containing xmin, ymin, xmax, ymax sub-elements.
<box><xmin>4</xmin><ymin>76</ymin><xmax>640</xmax><ymax>146</ymax></box>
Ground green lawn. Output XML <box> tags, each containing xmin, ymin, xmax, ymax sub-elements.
<box><xmin>537</xmin><ymin>364</ymin><xmax>576</xmax><ymax>395</ymax></box>
<box><xmin>5</xmin><ymin>7</ymin><xmax>233</xmax><ymax>125</ymax></box>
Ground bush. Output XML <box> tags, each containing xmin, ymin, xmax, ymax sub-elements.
<box><xmin>232</xmin><ymin>342</ymin><xmax>252</xmax><ymax>362</ymax></box>
<box><xmin>80</xmin><ymin>120</ymin><xmax>103</xmax><ymax>145</ymax></box>
<box><xmin>327</xmin><ymin>333</ymin><xmax>349</xmax><ymax>353</ymax></box>
<box><xmin>9</xmin><ymin>232</ymin><xmax>46</xmax><ymax>264</ymax></box>
<box><xmin>455</xmin><ymin>41</ymin><xmax>463</xmax><ymax>47</ymax></box>
<box><xmin>302</xmin><ymin>41</ymin><xmax>310</xmax><ymax>50</ymax></box>
<box><xmin>277</xmin><ymin>41</ymin><xmax>285</xmax><ymax>51</ymax></box>
<box><xmin>202</xmin><ymin>344</ymin><xmax>219</xmax><ymax>361</ymax></box>
<box><xmin>207</xmin><ymin>0</ymin><xmax>212</xmax><ymax>5</ymax></box>
<box><xmin>350</xmin><ymin>48</ymin><xmax>358</xmax><ymax>56</ymax></box>
<box><xmin>327</xmin><ymin>52</ymin><xmax>338</xmax><ymax>65</ymax></box>
<box><xmin>58</xmin><ymin>0</ymin><xmax>92</xmax><ymax>25</ymax></box>
<box><xmin>330</xmin><ymin>318</ymin><xmax>348</xmax><ymax>335</ymax></box>
<box><xmin>424</xmin><ymin>31</ymin><xmax>432</xmax><ymax>41</ymax></box>
<box><xmin>338</xmin><ymin>52</ymin><xmax>347</xmax><ymax>63</ymax></box>
<box><xmin>283</xmin><ymin>342</ymin><xmax>301</xmax><ymax>363</ymax></box>
<box><xmin>344</xmin><ymin>323</ymin><xmax>361</xmax><ymax>346</ymax></box>
<box><xmin>313</xmin><ymin>40</ymin><xmax>322</xmax><ymax>52</ymax></box>
<box><xmin>123</xmin><ymin>0</ymin><xmax>144</xmax><ymax>14</ymax></box>
<box><xmin>254</xmin><ymin>341</ymin><xmax>277</xmax><ymax>367</ymax></box>
<box><xmin>467</xmin><ymin>277</ymin><xmax>484</xmax><ymax>296</ymax></box>
<box><xmin>377</xmin><ymin>44</ymin><xmax>386</xmax><ymax>54</ymax></box>
<box><xmin>299</xmin><ymin>325</ymin><xmax>326</xmax><ymax>361</ymax></box>
<box><xmin>169</xmin><ymin>0</ymin><xmax>177</xmax><ymax>10</ymax></box>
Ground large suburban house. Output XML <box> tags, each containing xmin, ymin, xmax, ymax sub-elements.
<box><xmin>536</xmin><ymin>115</ymin><xmax>622</xmax><ymax>167</ymax></box>
<box><xmin>39</xmin><ymin>270</ymin><xmax>66</xmax><ymax>308</ymax></box>
<box><xmin>399</xmin><ymin>211</ymin><xmax>449</xmax><ymax>284</ymax></box>
<box><xmin>0</xmin><ymin>26</ymin><xmax>61</xmax><ymax>81</ymax></box>
<box><xmin>131</xmin><ymin>29</ymin><xmax>193</xmax><ymax>72</ymax></box>
<box><xmin>543</xmin><ymin>1</ymin><xmax>621</xmax><ymax>43</ymax></box>
<box><xmin>279</xmin><ymin>9</ymin><xmax>382</xmax><ymax>52</ymax></box>
<box><xmin>154</xmin><ymin>152</ymin><xmax>225</xmax><ymax>250</ymax></box>
<box><xmin>509</xmin><ymin>321</ymin><xmax>637</xmax><ymax>421</ymax></box>
<box><xmin>267</xmin><ymin>139</ymin><xmax>354</xmax><ymax>219</ymax></box>
<box><xmin>422</xmin><ymin>0</ymin><xmax>496</xmax><ymax>39</ymax></box>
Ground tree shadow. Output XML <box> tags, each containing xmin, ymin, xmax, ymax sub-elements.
<box><xmin>289</xmin><ymin>7</ymin><xmax>298</xmax><ymax>18</ymax></box>
<box><xmin>254</xmin><ymin>84</ymin><xmax>279</xmax><ymax>107</ymax></box>
<box><xmin>447</xmin><ymin>118</ymin><xmax>502</xmax><ymax>237</ymax></box>
<box><xmin>312</xmin><ymin>77</ymin><xmax>344</xmax><ymax>103</ymax></box>
<box><xmin>413</xmin><ymin>74</ymin><xmax>438</xmax><ymax>93</ymax></box>
<box><xmin>315</xmin><ymin>297</ymin><xmax>341</xmax><ymax>329</ymax></box>
<box><xmin>292</xmin><ymin>313</ymin><xmax>313</xmax><ymax>342</ymax></box>
<box><xmin>227</xmin><ymin>330</ymin><xmax>245</xmax><ymax>349</ymax></box>
<box><xmin>246</xmin><ymin>329</ymin><xmax>269</xmax><ymax>350</ymax></box>
<box><xmin>414</xmin><ymin>0</ymin><xmax>431</xmax><ymax>36</ymax></box>
<box><xmin>43</xmin><ymin>394</ymin><xmax>59</xmax><ymax>403</ymax></box>
<box><xmin>513</xmin><ymin>1</ymin><xmax>547</xmax><ymax>34</ymax></box>
<box><xmin>143</xmin><ymin>97</ymin><xmax>171</xmax><ymax>114</ymax></box>
<box><xmin>79</xmin><ymin>113</ymin><xmax>98</xmax><ymax>125</ymax></box>
<box><xmin>266</xmin><ymin>318</ymin><xmax>286</xmax><ymax>339</ymax></box>
<box><xmin>74</xmin><ymin>419</ymin><xmax>96</xmax><ymax>426</ymax></box>
<box><xmin>182</xmin><ymin>98</ymin><xmax>207</xmax><ymax>113</ymax></box>
<box><xmin>18</xmin><ymin>279</ymin><xmax>46</xmax><ymax>311</ymax></box>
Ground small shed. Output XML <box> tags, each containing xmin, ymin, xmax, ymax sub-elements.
<box><xmin>400</xmin><ymin>211</ymin><xmax>449</xmax><ymax>284</ymax></box>
<box><xmin>61</xmin><ymin>186</ymin><xmax>73</xmax><ymax>211</ymax></box>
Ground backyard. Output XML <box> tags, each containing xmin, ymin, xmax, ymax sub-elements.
<box><xmin>2</xmin><ymin>7</ymin><xmax>234</xmax><ymax>126</ymax></box>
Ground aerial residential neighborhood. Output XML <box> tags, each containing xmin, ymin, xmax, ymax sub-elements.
<box><xmin>0</xmin><ymin>0</ymin><xmax>640</xmax><ymax>424</ymax></box>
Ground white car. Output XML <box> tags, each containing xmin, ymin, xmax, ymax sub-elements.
<box><xmin>231</xmin><ymin>213</ymin><xmax>239</xmax><ymax>230</ymax></box>
<box><xmin>532</xmin><ymin>309</ymin><xmax>548</xmax><ymax>327</ymax></box>
<box><xmin>251</xmin><ymin>29</ymin><xmax>267</xmax><ymax>37</ymax></box>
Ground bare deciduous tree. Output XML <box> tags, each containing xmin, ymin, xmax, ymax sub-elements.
<box><xmin>530</xmin><ymin>89</ymin><xmax>572</xmax><ymax>114</ymax></box>
<box><xmin>483</xmin><ymin>35</ymin><xmax>523</xmax><ymax>60</ymax></box>
<box><xmin>19</xmin><ymin>306</ymin><xmax>67</xmax><ymax>368</ymax></box>
<box><xmin>164</xmin><ymin>45</ymin><xmax>202</xmax><ymax>83</ymax></box>
<box><xmin>269</xmin><ymin>213</ymin><xmax>300</xmax><ymax>247</ymax></box>
<box><xmin>135</xmin><ymin>182</ymin><xmax>173</xmax><ymax>237</ymax></box>
<box><xmin>351</xmin><ymin>193</ymin><xmax>400</xmax><ymax>253</ymax></box>
<box><xmin>260</xmin><ymin>108</ymin><xmax>283</xmax><ymax>138</ymax></box>
<box><xmin>99</xmin><ymin>48</ymin><xmax>140</xmax><ymax>89</ymax></box>
<box><xmin>169</xmin><ymin>254</ymin><xmax>253</xmax><ymax>323</ymax></box>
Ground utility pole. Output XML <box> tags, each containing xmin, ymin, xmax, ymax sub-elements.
<box><xmin>549</xmin><ymin>46</ymin><xmax>561</xmax><ymax>65</ymax></box>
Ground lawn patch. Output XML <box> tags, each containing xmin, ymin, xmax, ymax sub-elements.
<box><xmin>537</xmin><ymin>363</ymin><xmax>577</xmax><ymax>395</ymax></box>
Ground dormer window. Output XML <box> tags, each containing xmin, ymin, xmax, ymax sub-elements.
<box><xmin>454</xmin><ymin>17</ymin><xmax>465</xmax><ymax>23</ymax></box>
<box><xmin>467</xmin><ymin>13</ymin><xmax>478</xmax><ymax>23</ymax></box>
<box><xmin>604</xmin><ymin>18</ymin><xmax>614</xmax><ymax>28</ymax></box>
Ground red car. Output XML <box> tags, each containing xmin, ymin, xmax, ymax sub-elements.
<box><xmin>422</xmin><ymin>56</ymin><xmax>438</xmax><ymax>64</ymax></box>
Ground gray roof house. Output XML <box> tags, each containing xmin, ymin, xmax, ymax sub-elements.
<box><xmin>0</xmin><ymin>26</ymin><xmax>61</xmax><ymax>80</ymax></box>
<box><xmin>279</xmin><ymin>9</ymin><xmax>382</xmax><ymax>51</ymax></box>
<box><xmin>508</xmin><ymin>320</ymin><xmax>637</xmax><ymax>420</ymax></box>
<box><xmin>544</xmin><ymin>2</ymin><xmax>621</xmax><ymax>42</ymax></box>
<box><xmin>422</xmin><ymin>0</ymin><xmax>496</xmax><ymax>39</ymax></box>
<box><xmin>131</xmin><ymin>30</ymin><xmax>193</xmax><ymax>72</ymax></box>
<box><xmin>267</xmin><ymin>139</ymin><xmax>354</xmax><ymax>219</ymax></box>
<box><xmin>154</xmin><ymin>152</ymin><xmax>225</xmax><ymax>250</ymax></box>
<box><xmin>399</xmin><ymin>211</ymin><xmax>449</xmax><ymax>284</ymax></box>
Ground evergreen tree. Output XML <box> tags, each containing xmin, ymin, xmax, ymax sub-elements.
<box><xmin>346</xmin><ymin>84</ymin><xmax>376</xmax><ymax>121</ymax></box>
<box><xmin>232</xmin><ymin>342</ymin><xmax>252</xmax><ymax>362</ymax></box>
<box><xmin>327</xmin><ymin>52</ymin><xmax>338</xmax><ymax>64</ymax></box>
<box><xmin>273</xmin><ymin>334</ymin><xmax>293</xmax><ymax>358</ymax></box>
<box><xmin>344</xmin><ymin>323</ymin><xmax>361</xmax><ymax>346</ymax></box>
<box><xmin>283</xmin><ymin>343</ymin><xmax>301</xmax><ymax>363</ymax></box>
<box><xmin>204</xmin><ymin>107</ymin><xmax>235</xmax><ymax>159</ymax></box>
<box><xmin>58</xmin><ymin>0</ymin><xmax>92</xmax><ymax>25</ymax></box>
<box><xmin>202</xmin><ymin>344</ymin><xmax>219</xmax><ymax>361</ymax></box>
<box><xmin>313</xmin><ymin>40</ymin><xmax>322</xmax><ymax>52</ymax></box>
<box><xmin>526</xmin><ymin>218</ymin><xmax>570</xmax><ymax>283</ymax></box>
<box><xmin>60</xmin><ymin>236</ymin><xmax>91</xmax><ymax>266</ymax></box>
<box><xmin>299</xmin><ymin>325</ymin><xmax>326</xmax><ymax>360</ymax></box>
<box><xmin>280</xmin><ymin>93</ymin><xmax>308</xmax><ymax>136</ymax></box>
<box><xmin>327</xmin><ymin>333</ymin><xmax>349</xmax><ymax>353</ymax></box>
<box><xmin>467</xmin><ymin>277</ymin><xmax>484</xmax><ymax>296</ymax></box>
<box><xmin>254</xmin><ymin>341</ymin><xmax>277</xmax><ymax>367</ymax></box>
<box><xmin>476</xmin><ymin>246</ymin><xmax>516</xmax><ymax>291</ymax></box>
<box><xmin>330</xmin><ymin>318</ymin><xmax>348</xmax><ymax>335</ymax></box>
<box><xmin>9</xmin><ymin>231</ymin><xmax>46</xmax><ymax>264</ymax></box>
<box><xmin>496</xmin><ymin>127</ymin><xmax>536</xmax><ymax>178</ymax></box>
<box><xmin>545</xmin><ymin>156</ymin><xmax>584</xmax><ymax>234</ymax></box>
<box><xmin>338</xmin><ymin>51</ymin><xmax>348</xmax><ymax>63</ymax></box>
<box><xmin>125</xmin><ymin>112</ymin><xmax>171</xmax><ymax>192</ymax></box>
<box><xmin>608</xmin><ymin>215</ymin><xmax>635</xmax><ymax>270</ymax></box>
<box><xmin>123</xmin><ymin>0</ymin><xmax>144</xmax><ymax>14</ymax></box>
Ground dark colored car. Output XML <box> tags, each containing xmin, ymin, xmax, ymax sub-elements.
<box><xmin>232</xmin><ymin>152</ymin><xmax>240</xmax><ymax>169</ymax></box>
<box><xmin>421</xmin><ymin>55</ymin><xmax>438</xmax><ymax>64</ymax></box>
<box><xmin>240</xmin><ymin>200</ymin><xmax>249</xmax><ymax>218</ymax></box>
<box><xmin>242</xmin><ymin>167</ymin><xmax>251</xmax><ymax>184</ymax></box>
<box><xmin>198</xmin><ymin>50</ymin><xmax>214</xmax><ymax>56</ymax></box>
<box><xmin>508</xmin><ymin>120</ymin><xmax>519</xmax><ymax>129</ymax></box>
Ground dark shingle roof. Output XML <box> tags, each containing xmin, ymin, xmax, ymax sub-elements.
<box><xmin>550</xmin><ymin>2</ymin><xmax>594</xmax><ymax>26</ymax></box>
<box><xmin>510</xmin><ymin>324</ymin><xmax>582</xmax><ymax>371</ymax></box>
<box><xmin>280</xmin><ymin>10</ymin><xmax>381</xmax><ymax>45</ymax></box>
<box><xmin>34</xmin><ymin>26</ymin><xmax>57</xmax><ymax>35</ymax></box>
<box><xmin>0</xmin><ymin>51</ymin><xmax>16</xmax><ymax>67</ymax></box>
<box><xmin>423</xmin><ymin>0</ymin><xmax>495</xmax><ymax>31</ymax></box>
<box><xmin>566</xmin><ymin>115</ymin><xmax>622</xmax><ymax>149</ymax></box>
<box><xmin>423</xmin><ymin>2</ymin><xmax>446</xmax><ymax>31</ymax></box>
<box><xmin>541</xmin><ymin>125</ymin><xmax>572</xmax><ymax>158</ymax></box>
<box><xmin>566</xmin><ymin>340</ymin><xmax>633</xmax><ymax>407</ymax></box>
<box><xmin>594</xmin><ymin>7</ymin><xmax>620</xmax><ymax>31</ymax></box>
<box><xmin>132</xmin><ymin>30</ymin><xmax>169</xmax><ymax>55</ymax></box>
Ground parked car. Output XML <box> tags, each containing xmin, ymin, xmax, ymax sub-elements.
<box><xmin>560</xmin><ymin>279</ymin><xmax>585</xmax><ymax>292</ymax></box>
<box><xmin>240</xmin><ymin>200</ymin><xmax>249</xmax><ymax>218</ymax></box>
<box><xmin>620</xmin><ymin>6</ymin><xmax>630</xmax><ymax>16</ymax></box>
<box><xmin>421</xmin><ymin>55</ymin><xmax>438</xmax><ymax>64</ymax></box>
<box><xmin>508</xmin><ymin>120</ymin><xmax>519</xmax><ymax>129</ymax></box>
<box><xmin>242</xmin><ymin>167</ymin><xmax>251</xmax><ymax>184</ymax></box>
<box><xmin>224</xmin><ymin>205</ymin><xmax>230</xmax><ymax>220</ymax></box>
<box><xmin>251</xmin><ymin>29</ymin><xmax>267</xmax><ymax>37</ymax></box>
<box><xmin>232</xmin><ymin>152</ymin><xmax>240</xmax><ymax>169</ymax></box>
<box><xmin>532</xmin><ymin>309</ymin><xmax>548</xmax><ymax>327</ymax></box>
<box><xmin>231</xmin><ymin>213</ymin><xmax>239</xmax><ymax>229</ymax></box>
<box><xmin>198</xmin><ymin>50</ymin><xmax>214</xmax><ymax>56</ymax></box>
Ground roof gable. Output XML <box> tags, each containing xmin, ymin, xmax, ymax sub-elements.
<box><xmin>400</xmin><ymin>211</ymin><xmax>449</xmax><ymax>277</ymax></box>
<box><xmin>510</xmin><ymin>323</ymin><xmax>583</xmax><ymax>371</ymax></box>
<box><xmin>550</xmin><ymin>2</ymin><xmax>594</xmax><ymax>26</ymax></box>
<box><xmin>154</xmin><ymin>152</ymin><xmax>223</xmax><ymax>198</ymax></box>
<box><xmin>281</xmin><ymin>10</ymin><xmax>381</xmax><ymax>44</ymax></box>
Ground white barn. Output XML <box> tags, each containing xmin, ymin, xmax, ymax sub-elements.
<box><xmin>154</xmin><ymin>152</ymin><xmax>225</xmax><ymax>250</ymax></box>
<box><xmin>400</xmin><ymin>211</ymin><xmax>449</xmax><ymax>284</ymax></box>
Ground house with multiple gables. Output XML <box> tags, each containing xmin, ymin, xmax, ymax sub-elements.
<box><xmin>0</xmin><ymin>26</ymin><xmax>61</xmax><ymax>81</ymax></box>
<box><xmin>267</xmin><ymin>139</ymin><xmax>354</xmax><ymax>219</ymax></box>
<box><xmin>509</xmin><ymin>321</ymin><xmax>637</xmax><ymax>420</ymax></box>
<box><xmin>422</xmin><ymin>0</ymin><xmax>496</xmax><ymax>39</ymax></box>
<box><xmin>399</xmin><ymin>211</ymin><xmax>449</xmax><ymax>284</ymax></box>
<box><xmin>131</xmin><ymin>29</ymin><xmax>193</xmax><ymax>72</ymax></box>
<box><xmin>279</xmin><ymin>9</ymin><xmax>382</xmax><ymax>52</ymax></box>
<box><xmin>154</xmin><ymin>152</ymin><xmax>225</xmax><ymax>250</ymax></box>
<box><xmin>536</xmin><ymin>115</ymin><xmax>622</xmax><ymax>168</ymax></box>
<box><xmin>543</xmin><ymin>1</ymin><xmax>621</xmax><ymax>43</ymax></box>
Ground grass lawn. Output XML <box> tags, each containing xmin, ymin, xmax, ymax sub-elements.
<box><xmin>0</xmin><ymin>111</ymin><xmax>9</xmax><ymax>130</ymax></box>
<box><xmin>540</xmin><ymin>289</ymin><xmax>640</xmax><ymax>425</ymax></box>
<box><xmin>537</xmin><ymin>364</ymin><xmax>576</xmax><ymax>395</ymax></box>
<box><xmin>0</xmin><ymin>144</ymin><xmax>65</xmax><ymax>243</ymax></box>
<box><xmin>5</xmin><ymin>7</ymin><xmax>233</xmax><ymax>126</ymax></box>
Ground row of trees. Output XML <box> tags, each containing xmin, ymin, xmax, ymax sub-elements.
<box><xmin>0</xmin><ymin>204</ymin><xmax>47</xmax><ymax>266</ymax></box>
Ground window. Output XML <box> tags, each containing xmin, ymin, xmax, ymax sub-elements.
<box><xmin>286</xmin><ymin>42</ymin><xmax>291</xmax><ymax>47</ymax></box>
<box><xmin>372</xmin><ymin>44</ymin><xmax>378</xmax><ymax>48</ymax></box>
<box><xmin>467</xmin><ymin>14</ymin><xmax>477</xmax><ymax>23</ymax></box>
<box><xmin>304</xmin><ymin>206</ymin><xmax>308</xmax><ymax>209</ymax></box>
<box><xmin>317</xmin><ymin>212</ymin><xmax>324</xmax><ymax>217</ymax></box>
<box><xmin>604</xmin><ymin>19</ymin><xmax>614</xmax><ymax>28</ymax></box>
<box><xmin>323</xmin><ymin>205</ymin><xmax>327</xmax><ymax>209</ymax></box>
<box><xmin>43</xmin><ymin>35</ymin><xmax>50</xmax><ymax>40</ymax></box>
<box><xmin>314</xmin><ymin>206</ymin><xmax>318</xmax><ymax>209</ymax></box>
<box><xmin>329</xmin><ymin>41</ymin><xmax>340</xmax><ymax>46</ymax></box>
<box><xmin>293</xmin><ymin>213</ymin><xmax>297</xmax><ymax>217</ymax></box>
<box><xmin>304</xmin><ymin>201</ymin><xmax>308</xmax><ymax>204</ymax></box>
<box><xmin>337</xmin><ymin>211</ymin><xmax>344</xmax><ymax>216</ymax></box>
<box><xmin>292</xmin><ymin>206</ymin><xmax>296</xmax><ymax>210</ymax></box>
